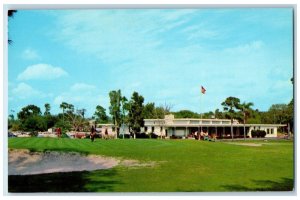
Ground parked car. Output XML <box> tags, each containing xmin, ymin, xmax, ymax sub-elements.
<box><xmin>8</xmin><ymin>132</ymin><xmax>16</xmax><ymax>138</ymax></box>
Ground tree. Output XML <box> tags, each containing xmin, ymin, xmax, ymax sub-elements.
<box><xmin>120</xmin><ymin>96</ymin><xmax>129</xmax><ymax>124</ymax></box>
<box><xmin>287</xmin><ymin>99</ymin><xmax>294</xmax><ymax>135</ymax></box>
<box><xmin>8</xmin><ymin>114</ymin><xmax>15</xmax><ymax>130</ymax></box>
<box><xmin>8</xmin><ymin>10</ymin><xmax>17</xmax><ymax>17</ymax></box>
<box><xmin>17</xmin><ymin>105</ymin><xmax>41</xmax><ymax>121</ymax></box>
<box><xmin>66</xmin><ymin>103</ymin><xmax>74</xmax><ymax>114</ymax></box>
<box><xmin>239</xmin><ymin>101</ymin><xmax>254</xmax><ymax>140</ymax></box>
<box><xmin>289</xmin><ymin>76</ymin><xmax>294</xmax><ymax>136</ymax></box>
<box><xmin>77</xmin><ymin>108</ymin><xmax>86</xmax><ymax>119</ymax></box>
<box><xmin>94</xmin><ymin>105</ymin><xmax>109</xmax><ymax>123</ymax></box>
<box><xmin>247</xmin><ymin>109</ymin><xmax>263</xmax><ymax>124</ymax></box>
<box><xmin>8</xmin><ymin>10</ymin><xmax>17</xmax><ymax>44</ymax></box>
<box><xmin>173</xmin><ymin>110</ymin><xmax>199</xmax><ymax>118</ymax></box>
<box><xmin>142</xmin><ymin>103</ymin><xmax>157</xmax><ymax>119</ymax></box>
<box><xmin>154</xmin><ymin>102</ymin><xmax>173</xmax><ymax>119</ymax></box>
<box><xmin>59</xmin><ymin>102</ymin><xmax>74</xmax><ymax>126</ymax></box>
<box><xmin>155</xmin><ymin>107</ymin><xmax>166</xmax><ymax>119</ymax></box>
<box><xmin>22</xmin><ymin>115</ymin><xmax>47</xmax><ymax>133</ymax></box>
<box><xmin>44</xmin><ymin>114</ymin><xmax>58</xmax><ymax>130</ymax></box>
<box><xmin>68</xmin><ymin>114</ymin><xmax>89</xmax><ymax>132</ymax></box>
<box><xmin>109</xmin><ymin>90</ymin><xmax>122</xmax><ymax>137</ymax></box>
<box><xmin>44</xmin><ymin>103</ymin><xmax>51</xmax><ymax>115</ymax></box>
<box><xmin>60</xmin><ymin>102</ymin><xmax>68</xmax><ymax>124</ymax></box>
<box><xmin>221</xmin><ymin>97</ymin><xmax>241</xmax><ymax>140</ymax></box>
<box><xmin>202</xmin><ymin>111</ymin><xmax>215</xmax><ymax>119</ymax></box>
<box><xmin>16</xmin><ymin>105</ymin><xmax>47</xmax><ymax>133</ymax></box>
<box><xmin>160</xmin><ymin>102</ymin><xmax>173</xmax><ymax>115</ymax></box>
<box><xmin>215</xmin><ymin>109</ymin><xmax>224</xmax><ymax>119</ymax></box>
<box><xmin>128</xmin><ymin>92</ymin><xmax>144</xmax><ymax>139</ymax></box>
<box><xmin>268</xmin><ymin>104</ymin><xmax>289</xmax><ymax>124</ymax></box>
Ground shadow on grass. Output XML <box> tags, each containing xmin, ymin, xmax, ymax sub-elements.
<box><xmin>26</xmin><ymin>148</ymin><xmax>90</xmax><ymax>155</ymax></box>
<box><xmin>222</xmin><ymin>178</ymin><xmax>294</xmax><ymax>191</ymax></box>
<box><xmin>8</xmin><ymin>169</ymin><xmax>121</xmax><ymax>193</ymax></box>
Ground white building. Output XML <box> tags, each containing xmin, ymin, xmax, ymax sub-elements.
<box><xmin>94</xmin><ymin>114</ymin><xmax>285</xmax><ymax>139</ymax></box>
<box><xmin>144</xmin><ymin>114</ymin><xmax>285</xmax><ymax>139</ymax></box>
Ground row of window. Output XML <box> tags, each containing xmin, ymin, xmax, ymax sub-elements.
<box><xmin>266</xmin><ymin>128</ymin><xmax>274</xmax><ymax>134</ymax></box>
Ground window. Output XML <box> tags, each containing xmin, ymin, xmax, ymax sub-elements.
<box><xmin>152</xmin><ymin>127</ymin><xmax>154</xmax><ymax>132</ymax></box>
<box><xmin>112</xmin><ymin>127</ymin><xmax>115</xmax><ymax>132</ymax></box>
<box><xmin>271</xmin><ymin>129</ymin><xmax>274</xmax><ymax>134</ymax></box>
<box><xmin>145</xmin><ymin>127</ymin><xmax>148</xmax><ymax>132</ymax></box>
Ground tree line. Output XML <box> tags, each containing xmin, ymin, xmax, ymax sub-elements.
<box><xmin>8</xmin><ymin>90</ymin><xmax>294</xmax><ymax>137</ymax></box>
<box><xmin>8</xmin><ymin>90</ymin><xmax>171</xmax><ymax>137</ymax></box>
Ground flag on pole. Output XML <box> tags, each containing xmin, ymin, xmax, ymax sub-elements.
<box><xmin>201</xmin><ymin>86</ymin><xmax>206</xmax><ymax>94</ymax></box>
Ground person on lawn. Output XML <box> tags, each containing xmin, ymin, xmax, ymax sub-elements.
<box><xmin>90</xmin><ymin>126</ymin><xmax>96</xmax><ymax>142</ymax></box>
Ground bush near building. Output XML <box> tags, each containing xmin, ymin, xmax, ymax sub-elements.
<box><xmin>251</xmin><ymin>130</ymin><xmax>267</xmax><ymax>138</ymax></box>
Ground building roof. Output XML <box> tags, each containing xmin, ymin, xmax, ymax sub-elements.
<box><xmin>144</xmin><ymin>115</ymin><xmax>286</xmax><ymax>128</ymax></box>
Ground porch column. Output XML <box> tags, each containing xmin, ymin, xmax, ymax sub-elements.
<box><xmin>185</xmin><ymin>127</ymin><xmax>188</xmax><ymax>138</ymax></box>
<box><xmin>223</xmin><ymin>126</ymin><xmax>225</xmax><ymax>138</ymax></box>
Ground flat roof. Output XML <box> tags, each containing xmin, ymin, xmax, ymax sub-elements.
<box><xmin>161</xmin><ymin>124</ymin><xmax>286</xmax><ymax>128</ymax></box>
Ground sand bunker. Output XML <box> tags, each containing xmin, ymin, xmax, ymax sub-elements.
<box><xmin>8</xmin><ymin>149</ymin><xmax>155</xmax><ymax>175</ymax></box>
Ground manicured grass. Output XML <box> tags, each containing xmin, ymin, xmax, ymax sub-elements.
<box><xmin>8</xmin><ymin>138</ymin><xmax>294</xmax><ymax>192</ymax></box>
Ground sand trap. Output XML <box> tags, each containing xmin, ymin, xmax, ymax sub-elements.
<box><xmin>8</xmin><ymin>149</ymin><xmax>155</xmax><ymax>175</ymax></box>
<box><xmin>226</xmin><ymin>142</ymin><xmax>262</xmax><ymax>147</ymax></box>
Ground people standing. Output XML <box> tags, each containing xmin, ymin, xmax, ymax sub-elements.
<box><xmin>90</xmin><ymin>125</ymin><xmax>95</xmax><ymax>142</ymax></box>
<box><xmin>57</xmin><ymin>127</ymin><xmax>62</xmax><ymax>138</ymax></box>
<box><xmin>105</xmin><ymin>127</ymin><xmax>108</xmax><ymax>140</ymax></box>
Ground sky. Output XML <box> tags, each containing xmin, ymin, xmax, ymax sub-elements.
<box><xmin>7</xmin><ymin>8</ymin><xmax>294</xmax><ymax>118</ymax></box>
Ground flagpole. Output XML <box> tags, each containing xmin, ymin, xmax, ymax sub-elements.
<box><xmin>200</xmin><ymin>92</ymin><xmax>202</xmax><ymax>133</ymax></box>
<box><xmin>199</xmin><ymin>92</ymin><xmax>201</xmax><ymax>141</ymax></box>
<box><xmin>200</xmin><ymin>86</ymin><xmax>206</xmax><ymax>140</ymax></box>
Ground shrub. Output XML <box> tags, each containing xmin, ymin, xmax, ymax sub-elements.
<box><xmin>136</xmin><ymin>132</ymin><xmax>150</xmax><ymax>139</ymax></box>
<box><xmin>118</xmin><ymin>134</ymin><xmax>130</xmax><ymax>139</ymax></box>
<box><xmin>150</xmin><ymin>132</ymin><xmax>158</xmax><ymax>139</ymax></box>
<box><xmin>251</xmin><ymin>130</ymin><xmax>267</xmax><ymax>138</ymax></box>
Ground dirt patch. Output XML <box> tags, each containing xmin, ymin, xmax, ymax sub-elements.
<box><xmin>120</xmin><ymin>159</ymin><xmax>157</xmax><ymax>168</ymax></box>
<box><xmin>226</xmin><ymin>142</ymin><xmax>262</xmax><ymax>147</ymax></box>
<box><xmin>8</xmin><ymin>149</ymin><xmax>157</xmax><ymax>175</ymax></box>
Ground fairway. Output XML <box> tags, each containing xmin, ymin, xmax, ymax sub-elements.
<box><xmin>8</xmin><ymin>138</ymin><xmax>294</xmax><ymax>192</ymax></box>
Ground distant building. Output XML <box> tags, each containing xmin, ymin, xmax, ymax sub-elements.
<box><xmin>144</xmin><ymin>114</ymin><xmax>286</xmax><ymax>139</ymax></box>
<box><xmin>95</xmin><ymin>114</ymin><xmax>285</xmax><ymax>139</ymax></box>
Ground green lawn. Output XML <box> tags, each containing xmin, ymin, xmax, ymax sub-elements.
<box><xmin>8</xmin><ymin>138</ymin><xmax>294</xmax><ymax>192</ymax></box>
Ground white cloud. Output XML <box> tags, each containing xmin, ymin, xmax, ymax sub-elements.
<box><xmin>70</xmin><ymin>83</ymin><xmax>96</xmax><ymax>92</ymax></box>
<box><xmin>182</xmin><ymin>24</ymin><xmax>219</xmax><ymax>40</ymax></box>
<box><xmin>54</xmin><ymin>83</ymin><xmax>108</xmax><ymax>116</ymax></box>
<box><xmin>49</xmin><ymin>10</ymin><xmax>292</xmax><ymax>112</ymax></box>
<box><xmin>17</xmin><ymin>64</ymin><xmax>68</xmax><ymax>81</ymax></box>
<box><xmin>53</xmin><ymin>10</ymin><xmax>199</xmax><ymax>64</ymax></box>
<box><xmin>224</xmin><ymin>40</ymin><xmax>265</xmax><ymax>54</ymax></box>
<box><xmin>11</xmin><ymin>83</ymin><xmax>44</xmax><ymax>99</ymax></box>
<box><xmin>21</xmin><ymin>48</ymin><xmax>40</xmax><ymax>60</ymax></box>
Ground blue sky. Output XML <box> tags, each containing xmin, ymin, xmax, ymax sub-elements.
<box><xmin>8</xmin><ymin>8</ymin><xmax>293</xmax><ymax>117</ymax></box>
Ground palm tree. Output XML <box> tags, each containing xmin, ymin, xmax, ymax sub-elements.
<box><xmin>120</xmin><ymin>96</ymin><xmax>128</xmax><ymax>139</ymax></box>
<box><xmin>60</xmin><ymin>102</ymin><xmax>68</xmax><ymax>125</ymax></box>
<box><xmin>239</xmin><ymin>102</ymin><xmax>254</xmax><ymax>140</ymax></box>
<box><xmin>44</xmin><ymin>103</ymin><xmax>51</xmax><ymax>115</ymax></box>
<box><xmin>77</xmin><ymin>108</ymin><xmax>86</xmax><ymax>119</ymax></box>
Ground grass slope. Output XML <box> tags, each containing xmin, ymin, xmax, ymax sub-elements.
<box><xmin>8</xmin><ymin>138</ymin><xmax>294</xmax><ymax>192</ymax></box>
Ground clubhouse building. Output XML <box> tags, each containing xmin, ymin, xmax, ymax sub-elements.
<box><xmin>98</xmin><ymin>114</ymin><xmax>286</xmax><ymax>139</ymax></box>
<box><xmin>144</xmin><ymin>114</ymin><xmax>286</xmax><ymax>138</ymax></box>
